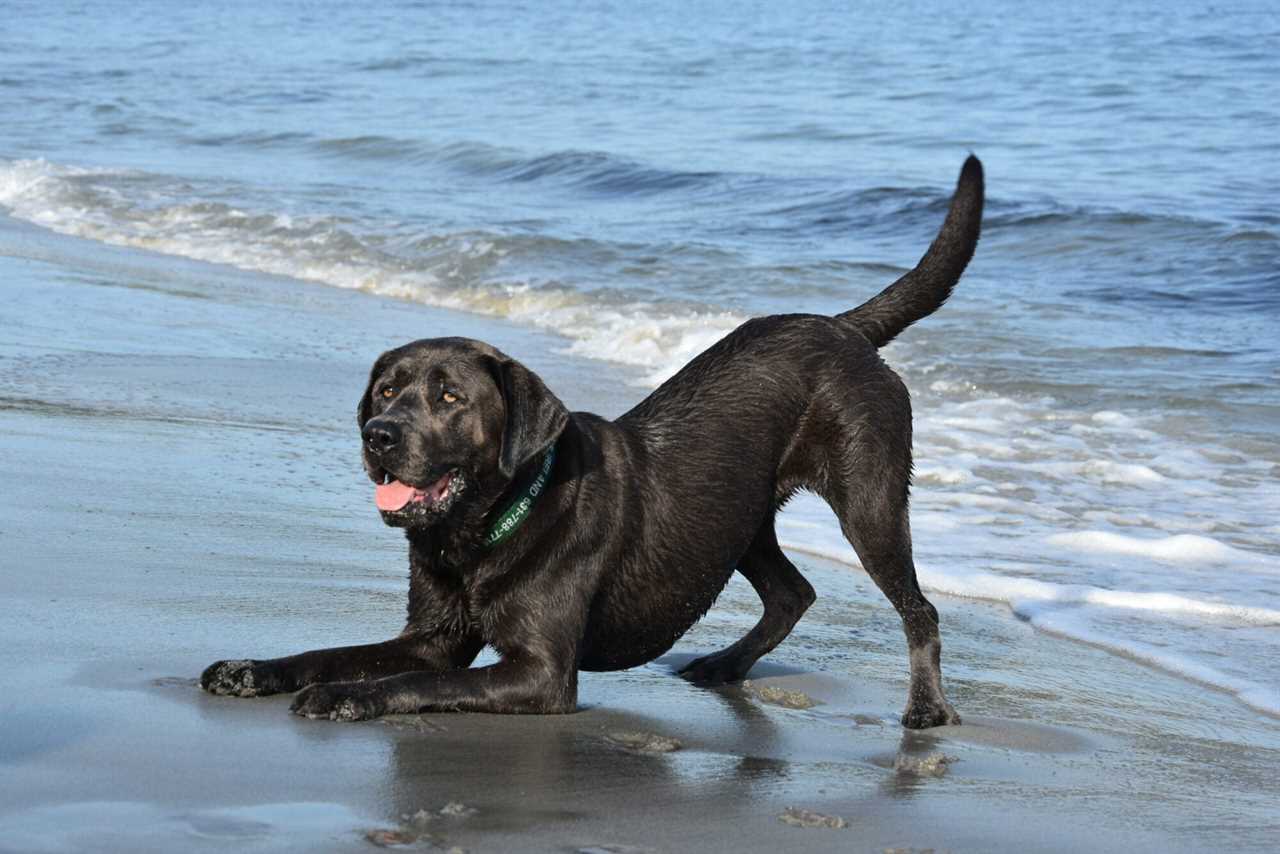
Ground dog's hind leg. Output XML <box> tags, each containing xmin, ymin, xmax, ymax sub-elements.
<box><xmin>827</xmin><ymin>472</ymin><xmax>961</xmax><ymax>729</ymax></box>
<box><xmin>679</xmin><ymin>516</ymin><xmax>816</xmax><ymax>686</ymax></box>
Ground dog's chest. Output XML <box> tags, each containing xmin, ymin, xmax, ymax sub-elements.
<box><xmin>407</xmin><ymin>558</ymin><xmax>516</xmax><ymax>636</ymax></box>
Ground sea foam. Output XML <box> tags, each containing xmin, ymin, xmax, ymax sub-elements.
<box><xmin>0</xmin><ymin>158</ymin><xmax>744</xmax><ymax>386</ymax></box>
<box><xmin>1045</xmin><ymin>530</ymin><xmax>1259</xmax><ymax>565</ymax></box>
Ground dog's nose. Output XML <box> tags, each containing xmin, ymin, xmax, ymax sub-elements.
<box><xmin>362</xmin><ymin>421</ymin><xmax>402</xmax><ymax>455</ymax></box>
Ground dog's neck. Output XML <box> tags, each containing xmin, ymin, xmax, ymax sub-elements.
<box><xmin>405</xmin><ymin>511</ymin><xmax>486</xmax><ymax>575</ymax></box>
<box><xmin>404</xmin><ymin>450</ymin><xmax>553</xmax><ymax>573</ymax></box>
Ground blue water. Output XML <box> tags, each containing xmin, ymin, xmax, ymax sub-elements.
<box><xmin>2</xmin><ymin>0</ymin><xmax>1278</xmax><ymax>715</ymax></box>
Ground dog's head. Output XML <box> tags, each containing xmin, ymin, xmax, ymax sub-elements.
<box><xmin>357</xmin><ymin>337</ymin><xmax>568</xmax><ymax>529</ymax></box>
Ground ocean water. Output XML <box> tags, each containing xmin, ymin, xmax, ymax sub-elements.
<box><xmin>1</xmin><ymin>0</ymin><xmax>1277</xmax><ymax>720</ymax></box>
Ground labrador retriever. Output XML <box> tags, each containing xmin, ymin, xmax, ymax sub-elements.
<box><xmin>202</xmin><ymin>156</ymin><xmax>983</xmax><ymax>729</ymax></box>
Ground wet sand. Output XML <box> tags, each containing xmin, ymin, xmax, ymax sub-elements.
<box><xmin>2</xmin><ymin>215</ymin><xmax>1278</xmax><ymax>852</ymax></box>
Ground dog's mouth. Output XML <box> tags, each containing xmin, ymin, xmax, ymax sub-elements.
<box><xmin>374</xmin><ymin>469</ymin><xmax>464</xmax><ymax>518</ymax></box>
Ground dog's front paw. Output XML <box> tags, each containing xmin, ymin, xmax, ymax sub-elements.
<box><xmin>202</xmin><ymin>659</ymin><xmax>273</xmax><ymax>697</ymax></box>
<box><xmin>901</xmin><ymin>700</ymin><xmax>961</xmax><ymax>730</ymax></box>
<box><xmin>290</xmin><ymin>682</ymin><xmax>387</xmax><ymax>722</ymax></box>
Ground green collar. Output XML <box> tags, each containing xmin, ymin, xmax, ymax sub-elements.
<box><xmin>482</xmin><ymin>446</ymin><xmax>556</xmax><ymax>548</ymax></box>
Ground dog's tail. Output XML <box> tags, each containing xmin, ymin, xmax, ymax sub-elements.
<box><xmin>838</xmin><ymin>155</ymin><xmax>984</xmax><ymax>349</ymax></box>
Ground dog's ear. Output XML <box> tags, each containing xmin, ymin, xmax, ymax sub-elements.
<box><xmin>357</xmin><ymin>353</ymin><xmax>391</xmax><ymax>428</ymax></box>
<box><xmin>488</xmin><ymin>356</ymin><xmax>569</xmax><ymax>480</ymax></box>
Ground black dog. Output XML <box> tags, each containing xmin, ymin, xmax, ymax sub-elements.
<box><xmin>203</xmin><ymin>156</ymin><xmax>983</xmax><ymax>729</ymax></box>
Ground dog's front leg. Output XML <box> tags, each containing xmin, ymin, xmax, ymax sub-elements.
<box><xmin>201</xmin><ymin>631</ymin><xmax>483</xmax><ymax>698</ymax></box>
<box><xmin>289</xmin><ymin>655</ymin><xmax>578</xmax><ymax>721</ymax></box>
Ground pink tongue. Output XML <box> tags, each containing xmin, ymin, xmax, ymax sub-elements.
<box><xmin>375</xmin><ymin>480</ymin><xmax>416</xmax><ymax>512</ymax></box>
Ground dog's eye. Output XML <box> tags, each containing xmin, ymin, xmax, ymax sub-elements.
<box><xmin>441</xmin><ymin>391</ymin><xmax>459</xmax><ymax>404</ymax></box>
<box><xmin>380</xmin><ymin>387</ymin><xmax>397</xmax><ymax>400</ymax></box>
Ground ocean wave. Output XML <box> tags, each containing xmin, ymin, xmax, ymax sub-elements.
<box><xmin>987</xmin><ymin>203</ymin><xmax>1280</xmax><ymax>253</ymax></box>
<box><xmin>432</xmin><ymin>140</ymin><xmax>728</xmax><ymax>197</ymax></box>
<box><xmin>986</xmin><ymin>202</ymin><xmax>1280</xmax><ymax>310</ymax></box>
<box><xmin>770</xmin><ymin>375</ymin><xmax>1280</xmax><ymax>721</ymax></box>
<box><xmin>352</xmin><ymin>52</ymin><xmax>520</xmax><ymax>74</ymax></box>
<box><xmin>0</xmin><ymin>157</ymin><xmax>743</xmax><ymax>384</ymax></box>
<box><xmin>746</xmin><ymin>184</ymin><xmax>954</xmax><ymax>238</ymax></box>
<box><xmin>352</xmin><ymin>52</ymin><xmax>441</xmax><ymax>73</ymax></box>
<box><xmin>185</xmin><ymin>130</ymin><xmax>312</xmax><ymax>149</ymax></box>
<box><xmin>777</xmin><ymin>492</ymin><xmax>1280</xmax><ymax>719</ymax></box>
<box><xmin>490</xmin><ymin>150</ymin><xmax>723</xmax><ymax>195</ymax></box>
<box><xmin>313</xmin><ymin>134</ymin><xmax>440</xmax><ymax>164</ymax></box>
<box><xmin>306</xmin><ymin>135</ymin><xmax>728</xmax><ymax>196</ymax></box>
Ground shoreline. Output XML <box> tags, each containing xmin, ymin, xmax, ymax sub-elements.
<box><xmin>2</xmin><ymin>216</ymin><xmax>1278</xmax><ymax>852</ymax></box>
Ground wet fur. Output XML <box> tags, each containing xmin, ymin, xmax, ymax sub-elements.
<box><xmin>202</xmin><ymin>156</ymin><xmax>984</xmax><ymax>729</ymax></box>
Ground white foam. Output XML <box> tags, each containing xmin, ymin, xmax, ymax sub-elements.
<box><xmin>783</xmin><ymin>534</ymin><xmax>1280</xmax><ymax>627</ymax></box>
<box><xmin>913</xmin><ymin>465</ymin><xmax>971</xmax><ymax>485</ymax></box>
<box><xmin>1090</xmin><ymin>410</ymin><xmax>1136</xmax><ymax>427</ymax></box>
<box><xmin>1045</xmin><ymin>530</ymin><xmax>1262</xmax><ymax>566</ymax></box>
<box><xmin>776</xmin><ymin>492</ymin><xmax>1280</xmax><ymax>719</ymax></box>
<box><xmin>1079</xmin><ymin>459</ymin><xmax>1167</xmax><ymax>485</ymax></box>
<box><xmin>0</xmin><ymin>158</ymin><xmax>745</xmax><ymax>386</ymax></box>
<box><xmin>1019</xmin><ymin>605</ymin><xmax>1280</xmax><ymax>718</ymax></box>
<box><xmin>777</xmin><ymin>538</ymin><xmax>1280</xmax><ymax>718</ymax></box>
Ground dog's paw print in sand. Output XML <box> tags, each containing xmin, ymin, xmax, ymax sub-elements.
<box><xmin>777</xmin><ymin>807</ymin><xmax>848</xmax><ymax>829</ymax></box>
<box><xmin>743</xmin><ymin>680</ymin><xmax>818</xmax><ymax>710</ymax></box>
<box><xmin>605</xmin><ymin>731</ymin><xmax>683</xmax><ymax>753</ymax></box>
<box><xmin>382</xmin><ymin>715</ymin><xmax>448</xmax><ymax>734</ymax></box>
<box><xmin>153</xmin><ymin>676</ymin><xmax>200</xmax><ymax>690</ymax></box>
<box><xmin>364</xmin><ymin>803</ymin><xmax>476</xmax><ymax>849</ymax></box>
<box><xmin>893</xmin><ymin>752</ymin><xmax>957</xmax><ymax>777</ymax></box>
<box><xmin>364</xmin><ymin>828</ymin><xmax>420</xmax><ymax>848</ymax></box>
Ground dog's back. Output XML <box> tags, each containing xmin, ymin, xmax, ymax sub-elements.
<box><xmin>580</xmin><ymin>159</ymin><xmax>985</xmax><ymax>715</ymax></box>
<box><xmin>614</xmin><ymin>154</ymin><xmax>984</xmax><ymax>525</ymax></box>
<box><xmin>622</xmin><ymin>153</ymin><xmax>984</xmax><ymax>436</ymax></box>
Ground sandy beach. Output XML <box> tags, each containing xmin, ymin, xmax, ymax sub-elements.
<box><xmin>5</xmin><ymin>2</ymin><xmax>1280</xmax><ymax>848</ymax></box>
<box><xmin>3</xmin><ymin>212</ymin><xmax>1278</xmax><ymax>853</ymax></box>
